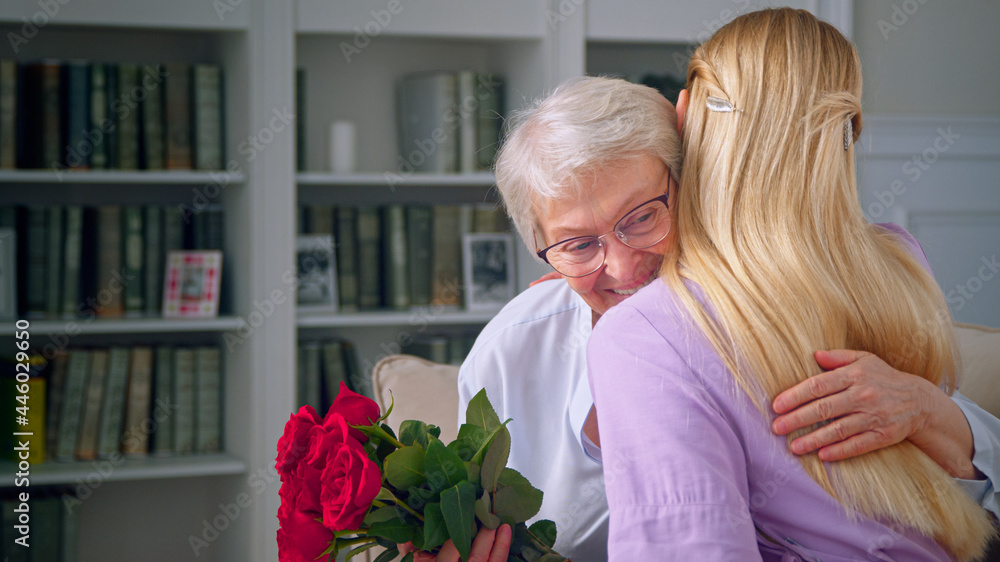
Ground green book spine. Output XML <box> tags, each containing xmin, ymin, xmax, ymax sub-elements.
<box><xmin>29</xmin><ymin>496</ymin><xmax>61</xmax><ymax>562</ymax></box>
<box><xmin>341</xmin><ymin>340</ymin><xmax>362</xmax><ymax>395</ymax></box>
<box><xmin>406</xmin><ymin>206</ymin><xmax>433</xmax><ymax>306</ymax></box>
<box><xmin>89</xmin><ymin>63</ymin><xmax>108</xmax><ymax>169</ymax></box>
<box><xmin>122</xmin><ymin>206</ymin><xmax>145</xmax><ymax>315</ymax></box>
<box><xmin>122</xmin><ymin>346</ymin><xmax>153</xmax><ymax>456</ymax></box>
<box><xmin>44</xmin><ymin>206</ymin><xmax>63</xmax><ymax>318</ymax></box>
<box><xmin>116</xmin><ymin>64</ymin><xmax>140</xmax><ymax>170</ymax></box>
<box><xmin>476</xmin><ymin>73</ymin><xmax>503</xmax><ymax>170</ymax></box>
<box><xmin>44</xmin><ymin>350</ymin><xmax>69</xmax><ymax>457</ymax></box>
<box><xmin>356</xmin><ymin>207</ymin><xmax>382</xmax><ymax>310</ymax></box>
<box><xmin>144</xmin><ymin>206</ymin><xmax>163</xmax><ymax>315</ymax></box>
<box><xmin>172</xmin><ymin>347</ymin><xmax>195</xmax><ymax>454</ymax></box>
<box><xmin>152</xmin><ymin>346</ymin><xmax>174</xmax><ymax>455</ymax></box>
<box><xmin>62</xmin><ymin>61</ymin><xmax>91</xmax><ymax>169</ymax></box>
<box><xmin>55</xmin><ymin>350</ymin><xmax>89</xmax><ymax>461</ymax></box>
<box><xmin>141</xmin><ymin>64</ymin><xmax>165</xmax><ymax>170</ymax></box>
<box><xmin>25</xmin><ymin>207</ymin><xmax>47</xmax><ymax>317</ymax></box>
<box><xmin>431</xmin><ymin>205</ymin><xmax>461</xmax><ymax>306</ymax></box>
<box><xmin>193</xmin><ymin>64</ymin><xmax>223</xmax><ymax>170</ymax></box>
<box><xmin>457</xmin><ymin>70</ymin><xmax>477</xmax><ymax>173</ymax></box>
<box><xmin>321</xmin><ymin>341</ymin><xmax>348</xmax><ymax>410</ymax></box>
<box><xmin>105</xmin><ymin>65</ymin><xmax>119</xmax><ymax>169</ymax></box>
<box><xmin>40</xmin><ymin>61</ymin><xmax>62</xmax><ymax>169</ymax></box>
<box><xmin>164</xmin><ymin>63</ymin><xmax>192</xmax><ymax>169</ymax></box>
<box><xmin>335</xmin><ymin>207</ymin><xmax>359</xmax><ymax>311</ymax></box>
<box><xmin>96</xmin><ymin>206</ymin><xmax>123</xmax><ymax>317</ymax></box>
<box><xmin>308</xmin><ymin>204</ymin><xmax>333</xmax><ymax>235</ymax></box>
<box><xmin>61</xmin><ymin>206</ymin><xmax>83</xmax><ymax>317</ymax></box>
<box><xmin>163</xmin><ymin>206</ymin><xmax>185</xmax><ymax>252</ymax></box>
<box><xmin>0</xmin><ymin>59</ymin><xmax>17</xmax><ymax>169</ymax></box>
<box><xmin>382</xmin><ymin>205</ymin><xmax>409</xmax><ymax>310</ymax></box>
<box><xmin>194</xmin><ymin>347</ymin><xmax>222</xmax><ymax>453</ymax></box>
<box><xmin>298</xmin><ymin>342</ymin><xmax>321</xmax><ymax>414</ymax></box>
<box><xmin>76</xmin><ymin>349</ymin><xmax>109</xmax><ymax>460</ymax></box>
<box><xmin>97</xmin><ymin>347</ymin><xmax>130</xmax><ymax>458</ymax></box>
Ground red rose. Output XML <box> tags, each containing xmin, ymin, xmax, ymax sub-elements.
<box><xmin>315</xmin><ymin>414</ymin><xmax>382</xmax><ymax>531</ymax></box>
<box><xmin>325</xmin><ymin>382</ymin><xmax>380</xmax><ymax>442</ymax></box>
<box><xmin>278</xmin><ymin>458</ymin><xmax>322</xmax><ymax>519</ymax></box>
<box><xmin>277</xmin><ymin>508</ymin><xmax>334</xmax><ymax>562</ymax></box>
<box><xmin>276</xmin><ymin>405</ymin><xmax>322</xmax><ymax>479</ymax></box>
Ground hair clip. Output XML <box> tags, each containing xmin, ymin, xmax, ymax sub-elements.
<box><xmin>844</xmin><ymin>118</ymin><xmax>853</xmax><ymax>151</ymax></box>
<box><xmin>706</xmin><ymin>96</ymin><xmax>742</xmax><ymax>113</ymax></box>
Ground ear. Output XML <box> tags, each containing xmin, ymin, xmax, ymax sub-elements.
<box><xmin>675</xmin><ymin>89</ymin><xmax>689</xmax><ymax>136</ymax></box>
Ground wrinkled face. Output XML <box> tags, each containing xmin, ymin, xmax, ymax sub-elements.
<box><xmin>536</xmin><ymin>154</ymin><xmax>676</xmax><ymax>319</ymax></box>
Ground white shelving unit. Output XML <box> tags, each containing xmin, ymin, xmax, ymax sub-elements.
<box><xmin>0</xmin><ymin>2</ymin><xmax>851</xmax><ymax>561</ymax></box>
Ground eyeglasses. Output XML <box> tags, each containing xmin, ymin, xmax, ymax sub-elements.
<box><xmin>536</xmin><ymin>191</ymin><xmax>671</xmax><ymax>278</ymax></box>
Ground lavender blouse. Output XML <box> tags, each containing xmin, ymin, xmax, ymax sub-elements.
<box><xmin>586</xmin><ymin>224</ymin><xmax>955</xmax><ymax>561</ymax></box>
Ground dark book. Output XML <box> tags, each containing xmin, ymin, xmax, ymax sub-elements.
<box><xmin>192</xmin><ymin>204</ymin><xmax>224</xmax><ymax>250</ymax></box>
<box><xmin>151</xmin><ymin>346</ymin><xmax>174</xmax><ymax>456</ymax></box>
<box><xmin>356</xmin><ymin>207</ymin><xmax>382</xmax><ymax>309</ymax></box>
<box><xmin>96</xmin><ymin>206</ymin><xmax>123</xmax><ymax>317</ymax></box>
<box><xmin>308</xmin><ymin>204</ymin><xmax>333</xmax><ymax>235</ymax></box>
<box><xmin>97</xmin><ymin>347</ymin><xmax>130</xmax><ymax>458</ymax></box>
<box><xmin>431</xmin><ymin>205</ymin><xmax>461</xmax><ymax>306</ymax></box>
<box><xmin>61</xmin><ymin>206</ymin><xmax>83</xmax><ymax>317</ymax></box>
<box><xmin>194</xmin><ymin>347</ymin><xmax>222</xmax><ymax>453</ymax></box>
<box><xmin>89</xmin><ymin>63</ymin><xmax>109</xmax><ymax>169</ymax></box>
<box><xmin>381</xmin><ymin>205</ymin><xmax>409</xmax><ymax>310</ymax></box>
<box><xmin>397</xmin><ymin>71</ymin><xmax>458</xmax><ymax>173</ymax></box>
<box><xmin>334</xmin><ymin>207</ymin><xmax>359</xmax><ymax>311</ymax></box>
<box><xmin>20</xmin><ymin>61</ymin><xmax>62</xmax><ymax>169</ymax></box>
<box><xmin>54</xmin><ymin>349</ymin><xmax>89</xmax><ymax>461</ymax></box>
<box><xmin>116</xmin><ymin>64</ymin><xmax>140</xmax><ymax>170</ymax></box>
<box><xmin>298</xmin><ymin>342</ymin><xmax>322</xmax><ymax>412</ymax></box>
<box><xmin>44</xmin><ymin>206</ymin><xmax>63</xmax><ymax>318</ymax></box>
<box><xmin>457</xmin><ymin>70</ymin><xmax>477</xmax><ymax>173</ymax></box>
<box><xmin>140</xmin><ymin>64</ymin><xmax>165</xmax><ymax>170</ymax></box>
<box><xmin>143</xmin><ymin>206</ymin><xmax>164</xmax><ymax>315</ymax></box>
<box><xmin>123</xmin><ymin>346</ymin><xmax>154</xmax><ymax>457</ymax></box>
<box><xmin>25</xmin><ymin>207</ymin><xmax>47</xmax><ymax>318</ymax></box>
<box><xmin>164</xmin><ymin>63</ymin><xmax>192</xmax><ymax>169</ymax></box>
<box><xmin>406</xmin><ymin>205</ymin><xmax>433</xmax><ymax>306</ymax></box>
<box><xmin>163</xmin><ymin>206</ymin><xmax>185</xmax><ymax>253</ymax></box>
<box><xmin>61</xmin><ymin>61</ymin><xmax>91</xmax><ymax>170</ymax></box>
<box><xmin>77</xmin><ymin>207</ymin><xmax>99</xmax><ymax>318</ymax></box>
<box><xmin>44</xmin><ymin>350</ymin><xmax>69</xmax><ymax>459</ymax></box>
<box><xmin>341</xmin><ymin>340</ymin><xmax>362</xmax><ymax>395</ymax></box>
<box><xmin>104</xmin><ymin>64</ymin><xmax>119</xmax><ymax>169</ymax></box>
<box><xmin>122</xmin><ymin>206</ymin><xmax>145</xmax><ymax>315</ymax></box>
<box><xmin>0</xmin><ymin>59</ymin><xmax>16</xmax><ymax>169</ymax></box>
<box><xmin>30</xmin><ymin>496</ymin><xmax>62</xmax><ymax>562</ymax></box>
<box><xmin>296</xmin><ymin>67</ymin><xmax>306</xmax><ymax>172</ymax></box>
<box><xmin>321</xmin><ymin>341</ymin><xmax>349</xmax><ymax>410</ymax></box>
<box><xmin>192</xmin><ymin>64</ymin><xmax>223</xmax><ymax>170</ymax></box>
<box><xmin>476</xmin><ymin>73</ymin><xmax>504</xmax><ymax>170</ymax></box>
<box><xmin>77</xmin><ymin>349</ymin><xmax>109</xmax><ymax>460</ymax></box>
<box><xmin>172</xmin><ymin>347</ymin><xmax>195</xmax><ymax>454</ymax></box>
<box><xmin>405</xmin><ymin>335</ymin><xmax>450</xmax><ymax>365</ymax></box>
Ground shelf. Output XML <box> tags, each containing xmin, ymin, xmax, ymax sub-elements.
<box><xmin>297</xmin><ymin>172</ymin><xmax>495</xmax><ymax>187</ymax></box>
<box><xmin>0</xmin><ymin>170</ymin><xmax>245</xmax><ymax>186</ymax></box>
<box><xmin>0</xmin><ymin>1</ymin><xmax>249</xmax><ymax>31</ymax></box>
<box><xmin>0</xmin><ymin>316</ymin><xmax>247</xmax><ymax>336</ymax></box>
<box><xmin>0</xmin><ymin>453</ymin><xmax>247</xmax><ymax>487</ymax></box>
<box><xmin>297</xmin><ymin>308</ymin><xmax>499</xmax><ymax>328</ymax></box>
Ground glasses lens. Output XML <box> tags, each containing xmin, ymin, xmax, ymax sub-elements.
<box><xmin>546</xmin><ymin>236</ymin><xmax>603</xmax><ymax>277</ymax></box>
<box><xmin>617</xmin><ymin>199</ymin><xmax>670</xmax><ymax>248</ymax></box>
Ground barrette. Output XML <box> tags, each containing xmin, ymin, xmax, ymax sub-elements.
<box><xmin>706</xmin><ymin>96</ymin><xmax>742</xmax><ymax>113</ymax></box>
<box><xmin>843</xmin><ymin>118</ymin><xmax>853</xmax><ymax>151</ymax></box>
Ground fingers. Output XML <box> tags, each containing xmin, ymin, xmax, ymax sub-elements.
<box><xmin>772</xmin><ymin>369</ymin><xmax>852</xmax><ymax>415</ymax></box>
<box><xmin>434</xmin><ymin>540</ymin><xmax>460</xmax><ymax>562</ymax></box>
<box><xmin>772</xmin><ymin>390</ymin><xmax>856</xmax><ymax>436</ymax></box>
<box><xmin>488</xmin><ymin>525</ymin><xmax>512</xmax><ymax>562</ymax></box>
<box><xmin>467</xmin><ymin>526</ymin><xmax>499</xmax><ymax>562</ymax></box>
<box><xmin>813</xmin><ymin>349</ymin><xmax>869</xmax><ymax>371</ymax></box>
<box><xmin>816</xmin><ymin>431</ymin><xmax>895</xmax><ymax>462</ymax></box>
<box><xmin>787</xmin><ymin>413</ymin><xmax>882</xmax><ymax>454</ymax></box>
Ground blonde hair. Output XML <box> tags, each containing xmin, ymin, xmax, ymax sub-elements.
<box><xmin>665</xmin><ymin>8</ymin><xmax>993</xmax><ymax>559</ymax></box>
<box><xmin>494</xmin><ymin>76</ymin><xmax>681</xmax><ymax>252</ymax></box>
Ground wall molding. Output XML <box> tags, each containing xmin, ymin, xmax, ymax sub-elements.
<box><xmin>858</xmin><ymin>115</ymin><xmax>1000</xmax><ymax>160</ymax></box>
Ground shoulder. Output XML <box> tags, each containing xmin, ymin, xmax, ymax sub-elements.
<box><xmin>874</xmin><ymin>222</ymin><xmax>934</xmax><ymax>275</ymax></box>
<box><xmin>593</xmin><ymin>277</ymin><xmax>691</xmax><ymax>346</ymax></box>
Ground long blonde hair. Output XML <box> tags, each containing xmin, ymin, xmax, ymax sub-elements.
<box><xmin>666</xmin><ymin>8</ymin><xmax>993</xmax><ymax>559</ymax></box>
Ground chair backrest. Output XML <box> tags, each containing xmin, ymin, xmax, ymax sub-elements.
<box><xmin>955</xmin><ymin>322</ymin><xmax>1000</xmax><ymax>416</ymax></box>
<box><xmin>370</xmin><ymin>354</ymin><xmax>460</xmax><ymax>443</ymax></box>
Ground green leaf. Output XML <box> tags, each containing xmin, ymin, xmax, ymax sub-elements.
<box><xmin>374</xmin><ymin>487</ymin><xmax>400</xmax><ymax>503</ymax></box>
<box><xmin>399</xmin><ymin>420</ymin><xmax>432</xmax><ymax>448</ymax></box>
<box><xmin>422</xmin><ymin>502</ymin><xmax>450</xmax><ymax>551</ymax></box>
<box><xmin>345</xmin><ymin>542</ymin><xmax>379</xmax><ymax>561</ymax></box>
<box><xmin>537</xmin><ymin>554</ymin><xmax>569</xmax><ymax>562</ymax></box>
<box><xmin>493</xmin><ymin>468</ymin><xmax>544</xmax><ymax>525</ymax></box>
<box><xmin>363</xmin><ymin>505</ymin><xmax>402</xmax><ymax>526</ymax></box>
<box><xmin>465</xmin><ymin>389</ymin><xmax>501</xmax><ymax>433</ymax></box>
<box><xmin>475</xmin><ymin>492</ymin><xmax>500</xmax><ymax>529</ymax></box>
<box><xmin>401</xmin><ymin>553</ymin><xmax>415</xmax><ymax>562</ymax></box>
<box><xmin>528</xmin><ymin>519</ymin><xmax>557</xmax><ymax>549</ymax></box>
<box><xmin>469</xmin><ymin>420</ymin><xmax>512</xmax><ymax>466</ymax></box>
<box><xmin>406</xmin><ymin>485</ymin><xmax>436</xmax><ymax>512</ymax></box>
<box><xmin>367</xmin><ymin>517</ymin><xmax>418</xmax><ymax>544</ymax></box>
<box><xmin>428</xmin><ymin>425</ymin><xmax>441</xmax><ymax>439</ymax></box>
<box><xmin>424</xmin><ymin>438</ymin><xmax>468</xmax><ymax>494</ymax></box>
<box><xmin>373</xmin><ymin>547</ymin><xmax>399</xmax><ymax>562</ymax></box>
<box><xmin>440</xmin><ymin>481</ymin><xmax>477</xmax><ymax>561</ymax></box>
<box><xmin>465</xmin><ymin>461</ymin><xmax>481</xmax><ymax>489</ymax></box>
<box><xmin>448</xmin><ymin>424</ymin><xmax>489</xmax><ymax>461</ymax></box>
<box><xmin>480</xmin><ymin>425</ymin><xmax>510</xmax><ymax>494</ymax></box>
<box><xmin>384</xmin><ymin>446</ymin><xmax>427</xmax><ymax>490</ymax></box>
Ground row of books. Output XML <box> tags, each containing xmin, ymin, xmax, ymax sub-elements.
<box><xmin>2</xmin><ymin>488</ymin><xmax>77</xmax><ymax>562</ymax></box>
<box><xmin>397</xmin><ymin>71</ymin><xmax>504</xmax><ymax>173</ymax></box>
<box><xmin>0</xmin><ymin>204</ymin><xmax>224</xmax><ymax>320</ymax></box>
<box><xmin>0</xmin><ymin>59</ymin><xmax>224</xmax><ymax>171</ymax></box>
<box><xmin>1</xmin><ymin>345</ymin><xmax>222</xmax><ymax>464</ymax></box>
<box><xmin>403</xmin><ymin>332</ymin><xmax>479</xmax><ymax>367</ymax></box>
<box><xmin>298</xmin><ymin>203</ymin><xmax>508</xmax><ymax>311</ymax></box>
<box><xmin>296</xmin><ymin>339</ymin><xmax>362</xmax><ymax>415</ymax></box>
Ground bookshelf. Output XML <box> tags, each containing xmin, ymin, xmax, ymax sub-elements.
<box><xmin>0</xmin><ymin>2</ymin><xmax>851</xmax><ymax>561</ymax></box>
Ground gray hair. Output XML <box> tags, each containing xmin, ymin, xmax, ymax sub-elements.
<box><xmin>494</xmin><ymin>76</ymin><xmax>682</xmax><ymax>254</ymax></box>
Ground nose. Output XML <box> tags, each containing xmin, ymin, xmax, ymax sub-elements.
<box><xmin>600</xmin><ymin>234</ymin><xmax>642</xmax><ymax>280</ymax></box>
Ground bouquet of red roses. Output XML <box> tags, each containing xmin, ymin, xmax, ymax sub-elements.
<box><xmin>276</xmin><ymin>382</ymin><xmax>569</xmax><ymax>562</ymax></box>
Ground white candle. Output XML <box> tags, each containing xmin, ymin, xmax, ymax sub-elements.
<box><xmin>329</xmin><ymin>120</ymin><xmax>357</xmax><ymax>173</ymax></box>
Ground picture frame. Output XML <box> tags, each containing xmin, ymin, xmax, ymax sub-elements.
<box><xmin>162</xmin><ymin>250</ymin><xmax>223</xmax><ymax>318</ymax></box>
<box><xmin>296</xmin><ymin>234</ymin><xmax>339</xmax><ymax>311</ymax></box>
<box><xmin>462</xmin><ymin>233</ymin><xmax>516</xmax><ymax>311</ymax></box>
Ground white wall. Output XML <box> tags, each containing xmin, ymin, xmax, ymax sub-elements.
<box><xmin>853</xmin><ymin>0</ymin><xmax>1000</xmax><ymax>116</ymax></box>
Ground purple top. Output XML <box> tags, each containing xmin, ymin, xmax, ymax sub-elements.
<box><xmin>586</xmin><ymin>224</ymin><xmax>953</xmax><ymax>561</ymax></box>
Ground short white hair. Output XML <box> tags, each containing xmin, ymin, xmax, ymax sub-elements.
<box><xmin>494</xmin><ymin>76</ymin><xmax>682</xmax><ymax>253</ymax></box>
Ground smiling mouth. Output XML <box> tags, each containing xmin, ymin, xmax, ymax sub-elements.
<box><xmin>609</xmin><ymin>271</ymin><xmax>656</xmax><ymax>296</ymax></box>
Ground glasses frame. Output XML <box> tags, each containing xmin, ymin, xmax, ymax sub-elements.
<box><xmin>536</xmin><ymin>190</ymin><xmax>671</xmax><ymax>278</ymax></box>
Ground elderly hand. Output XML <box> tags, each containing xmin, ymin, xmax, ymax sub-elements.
<box><xmin>771</xmin><ymin>349</ymin><xmax>979</xmax><ymax>479</ymax></box>
<box><xmin>399</xmin><ymin>524</ymin><xmax>512</xmax><ymax>562</ymax></box>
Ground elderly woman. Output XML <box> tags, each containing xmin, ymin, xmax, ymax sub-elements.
<box><xmin>585</xmin><ymin>8</ymin><xmax>993</xmax><ymax>561</ymax></box>
<box><xmin>460</xmin><ymin>74</ymin><xmax>1000</xmax><ymax>560</ymax></box>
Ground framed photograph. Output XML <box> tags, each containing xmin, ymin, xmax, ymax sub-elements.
<box><xmin>462</xmin><ymin>233</ymin><xmax>516</xmax><ymax>311</ymax></box>
<box><xmin>162</xmin><ymin>250</ymin><xmax>223</xmax><ymax>318</ymax></box>
<box><xmin>297</xmin><ymin>234</ymin><xmax>339</xmax><ymax>311</ymax></box>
